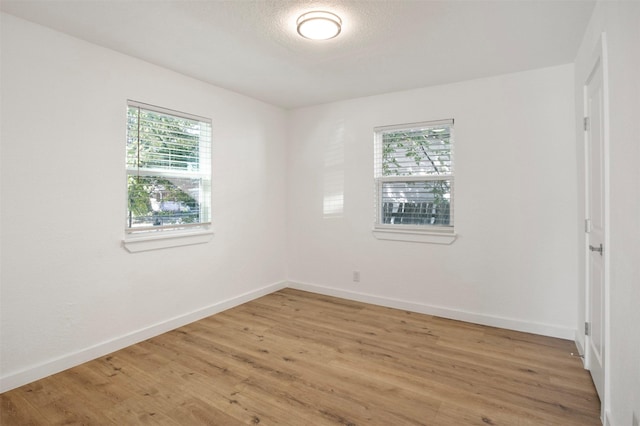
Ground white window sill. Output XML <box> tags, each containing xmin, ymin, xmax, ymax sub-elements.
<box><xmin>372</xmin><ymin>228</ymin><xmax>457</xmax><ymax>245</ymax></box>
<box><xmin>123</xmin><ymin>229</ymin><xmax>214</xmax><ymax>253</ymax></box>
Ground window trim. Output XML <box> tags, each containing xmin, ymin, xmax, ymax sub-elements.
<box><xmin>123</xmin><ymin>100</ymin><xmax>212</xmax><ymax>251</ymax></box>
<box><xmin>123</xmin><ymin>228</ymin><xmax>214</xmax><ymax>253</ymax></box>
<box><xmin>372</xmin><ymin>228</ymin><xmax>457</xmax><ymax>244</ymax></box>
<box><xmin>373</xmin><ymin>119</ymin><xmax>456</xmax><ymax>244</ymax></box>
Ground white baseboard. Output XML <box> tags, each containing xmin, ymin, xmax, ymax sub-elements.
<box><xmin>0</xmin><ymin>281</ymin><xmax>287</xmax><ymax>393</ymax></box>
<box><xmin>288</xmin><ymin>281</ymin><xmax>575</xmax><ymax>340</ymax></box>
<box><xmin>574</xmin><ymin>330</ymin><xmax>587</xmax><ymax>368</ymax></box>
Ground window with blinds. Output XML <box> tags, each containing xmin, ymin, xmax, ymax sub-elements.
<box><xmin>374</xmin><ymin>119</ymin><xmax>454</xmax><ymax>231</ymax></box>
<box><xmin>126</xmin><ymin>101</ymin><xmax>211</xmax><ymax>233</ymax></box>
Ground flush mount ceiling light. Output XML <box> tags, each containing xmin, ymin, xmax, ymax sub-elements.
<box><xmin>296</xmin><ymin>11</ymin><xmax>342</xmax><ymax>40</ymax></box>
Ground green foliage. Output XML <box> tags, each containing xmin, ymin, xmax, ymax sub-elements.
<box><xmin>382</xmin><ymin>128</ymin><xmax>451</xmax><ymax>202</ymax></box>
<box><xmin>382</xmin><ymin>140</ymin><xmax>402</xmax><ymax>176</ymax></box>
<box><xmin>127</xmin><ymin>175</ymin><xmax>200</xmax><ymax>226</ymax></box>
<box><xmin>382</xmin><ymin>129</ymin><xmax>451</xmax><ymax>177</ymax></box>
<box><xmin>127</xmin><ymin>107</ymin><xmax>202</xmax><ymax>171</ymax></box>
<box><xmin>127</xmin><ymin>176</ymin><xmax>152</xmax><ymax>217</ymax></box>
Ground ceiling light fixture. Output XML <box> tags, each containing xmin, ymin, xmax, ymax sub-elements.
<box><xmin>297</xmin><ymin>11</ymin><xmax>342</xmax><ymax>40</ymax></box>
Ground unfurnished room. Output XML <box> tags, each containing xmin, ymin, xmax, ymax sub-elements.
<box><xmin>0</xmin><ymin>0</ymin><xmax>639</xmax><ymax>425</ymax></box>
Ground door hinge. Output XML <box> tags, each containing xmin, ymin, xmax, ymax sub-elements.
<box><xmin>584</xmin><ymin>117</ymin><xmax>590</xmax><ymax>131</ymax></box>
<box><xmin>585</xmin><ymin>322</ymin><xmax>591</xmax><ymax>336</ymax></box>
<box><xmin>589</xmin><ymin>243</ymin><xmax>604</xmax><ymax>255</ymax></box>
<box><xmin>585</xmin><ymin>218</ymin><xmax>591</xmax><ymax>233</ymax></box>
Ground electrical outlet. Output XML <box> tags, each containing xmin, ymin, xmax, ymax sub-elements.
<box><xmin>353</xmin><ymin>271</ymin><xmax>360</xmax><ymax>282</ymax></box>
<box><xmin>632</xmin><ymin>412</ymin><xmax>639</xmax><ymax>426</ymax></box>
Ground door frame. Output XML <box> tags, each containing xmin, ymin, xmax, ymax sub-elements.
<box><xmin>582</xmin><ymin>32</ymin><xmax>610</xmax><ymax>423</ymax></box>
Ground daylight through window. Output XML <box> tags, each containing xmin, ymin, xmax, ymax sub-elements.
<box><xmin>374</xmin><ymin>119</ymin><xmax>454</xmax><ymax>231</ymax></box>
<box><xmin>126</xmin><ymin>101</ymin><xmax>211</xmax><ymax>233</ymax></box>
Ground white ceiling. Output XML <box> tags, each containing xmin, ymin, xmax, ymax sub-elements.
<box><xmin>1</xmin><ymin>0</ymin><xmax>596</xmax><ymax>109</ymax></box>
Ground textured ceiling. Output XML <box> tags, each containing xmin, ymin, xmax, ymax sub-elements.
<box><xmin>1</xmin><ymin>0</ymin><xmax>596</xmax><ymax>109</ymax></box>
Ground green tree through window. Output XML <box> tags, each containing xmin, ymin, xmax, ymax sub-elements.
<box><xmin>375</xmin><ymin>120</ymin><xmax>454</xmax><ymax>227</ymax></box>
<box><xmin>126</xmin><ymin>102</ymin><xmax>211</xmax><ymax>232</ymax></box>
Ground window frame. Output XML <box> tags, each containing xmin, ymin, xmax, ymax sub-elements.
<box><xmin>373</xmin><ymin>119</ymin><xmax>457</xmax><ymax>244</ymax></box>
<box><xmin>123</xmin><ymin>100</ymin><xmax>213</xmax><ymax>252</ymax></box>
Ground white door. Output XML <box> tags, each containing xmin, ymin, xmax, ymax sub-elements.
<box><xmin>585</xmin><ymin>57</ymin><xmax>606</xmax><ymax>402</ymax></box>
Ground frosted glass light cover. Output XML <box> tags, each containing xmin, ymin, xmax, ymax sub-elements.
<box><xmin>297</xmin><ymin>11</ymin><xmax>342</xmax><ymax>40</ymax></box>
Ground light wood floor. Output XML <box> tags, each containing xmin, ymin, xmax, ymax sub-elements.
<box><xmin>1</xmin><ymin>288</ymin><xmax>600</xmax><ymax>425</ymax></box>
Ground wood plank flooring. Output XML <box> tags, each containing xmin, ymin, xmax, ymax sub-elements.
<box><xmin>1</xmin><ymin>288</ymin><xmax>600</xmax><ymax>425</ymax></box>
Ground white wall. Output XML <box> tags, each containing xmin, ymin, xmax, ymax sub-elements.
<box><xmin>574</xmin><ymin>2</ymin><xmax>640</xmax><ymax>424</ymax></box>
<box><xmin>287</xmin><ymin>64</ymin><xmax>578</xmax><ymax>339</ymax></box>
<box><xmin>0</xmin><ymin>13</ymin><xmax>287</xmax><ymax>391</ymax></box>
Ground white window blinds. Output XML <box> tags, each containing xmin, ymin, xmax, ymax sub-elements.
<box><xmin>126</xmin><ymin>101</ymin><xmax>212</xmax><ymax>233</ymax></box>
<box><xmin>374</xmin><ymin>119</ymin><xmax>454</xmax><ymax>229</ymax></box>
